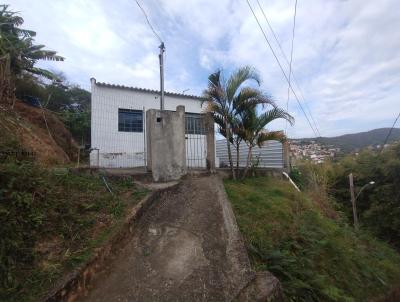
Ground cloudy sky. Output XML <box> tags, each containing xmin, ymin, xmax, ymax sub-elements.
<box><xmin>7</xmin><ymin>0</ymin><xmax>400</xmax><ymax>137</ymax></box>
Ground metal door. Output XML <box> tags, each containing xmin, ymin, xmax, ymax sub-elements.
<box><xmin>185</xmin><ymin>113</ymin><xmax>207</xmax><ymax>168</ymax></box>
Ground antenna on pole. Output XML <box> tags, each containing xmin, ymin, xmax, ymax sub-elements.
<box><xmin>159</xmin><ymin>42</ymin><xmax>165</xmax><ymax>111</ymax></box>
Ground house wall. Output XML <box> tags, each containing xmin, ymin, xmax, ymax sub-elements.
<box><xmin>90</xmin><ymin>79</ymin><xmax>205</xmax><ymax>168</ymax></box>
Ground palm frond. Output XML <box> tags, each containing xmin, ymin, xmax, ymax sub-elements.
<box><xmin>256</xmin><ymin>130</ymin><xmax>287</xmax><ymax>147</ymax></box>
<box><xmin>33</xmin><ymin>49</ymin><xmax>64</xmax><ymax>61</ymax></box>
<box><xmin>26</xmin><ymin>67</ymin><xmax>59</xmax><ymax>80</ymax></box>
<box><xmin>234</xmin><ymin>87</ymin><xmax>276</xmax><ymax>114</ymax></box>
<box><xmin>226</xmin><ymin>66</ymin><xmax>261</xmax><ymax>101</ymax></box>
<box><xmin>258</xmin><ymin>108</ymin><xmax>294</xmax><ymax>130</ymax></box>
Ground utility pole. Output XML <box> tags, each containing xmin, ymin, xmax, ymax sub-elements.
<box><xmin>349</xmin><ymin>173</ymin><xmax>358</xmax><ymax>230</ymax></box>
<box><xmin>159</xmin><ymin>42</ymin><xmax>165</xmax><ymax>110</ymax></box>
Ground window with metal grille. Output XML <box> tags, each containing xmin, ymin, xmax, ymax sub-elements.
<box><xmin>118</xmin><ymin>109</ymin><xmax>143</xmax><ymax>132</ymax></box>
<box><xmin>185</xmin><ymin>113</ymin><xmax>205</xmax><ymax>135</ymax></box>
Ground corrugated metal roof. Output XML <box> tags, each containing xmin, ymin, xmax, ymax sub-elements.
<box><xmin>91</xmin><ymin>78</ymin><xmax>203</xmax><ymax>100</ymax></box>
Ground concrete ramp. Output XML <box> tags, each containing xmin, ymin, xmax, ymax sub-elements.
<box><xmin>79</xmin><ymin>175</ymin><xmax>254</xmax><ymax>301</ymax></box>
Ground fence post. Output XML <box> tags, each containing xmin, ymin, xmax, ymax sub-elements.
<box><xmin>283</xmin><ymin>140</ymin><xmax>290</xmax><ymax>172</ymax></box>
<box><xmin>204</xmin><ymin>113</ymin><xmax>216</xmax><ymax>173</ymax></box>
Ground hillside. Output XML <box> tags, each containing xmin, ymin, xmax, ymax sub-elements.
<box><xmin>225</xmin><ymin>177</ymin><xmax>400</xmax><ymax>301</ymax></box>
<box><xmin>297</xmin><ymin>128</ymin><xmax>400</xmax><ymax>153</ymax></box>
<box><xmin>0</xmin><ymin>162</ymin><xmax>148</xmax><ymax>301</ymax></box>
<box><xmin>0</xmin><ymin>100</ymin><xmax>78</xmax><ymax>164</ymax></box>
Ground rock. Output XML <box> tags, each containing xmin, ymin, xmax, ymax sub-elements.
<box><xmin>234</xmin><ymin>271</ymin><xmax>285</xmax><ymax>302</ymax></box>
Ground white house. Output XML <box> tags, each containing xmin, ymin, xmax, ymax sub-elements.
<box><xmin>90</xmin><ymin>78</ymin><xmax>207</xmax><ymax>168</ymax></box>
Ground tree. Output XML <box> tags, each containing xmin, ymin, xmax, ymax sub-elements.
<box><xmin>0</xmin><ymin>4</ymin><xmax>64</xmax><ymax>80</ymax></box>
<box><xmin>326</xmin><ymin>143</ymin><xmax>400</xmax><ymax>249</ymax></box>
<box><xmin>239</xmin><ymin>106</ymin><xmax>294</xmax><ymax>179</ymax></box>
<box><xmin>203</xmin><ymin>66</ymin><xmax>274</xmax><ymax>179</ymax></box>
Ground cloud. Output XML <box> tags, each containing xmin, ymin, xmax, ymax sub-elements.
<box><xmin>7</xmin><ymin>0</ymin><xmax>400</xmax><ymax>137</ymax></box>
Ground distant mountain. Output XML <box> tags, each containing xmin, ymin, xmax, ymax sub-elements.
<box><xmin>295</xmin><ymin>128</ymin><xmax>400</xmax><ymax>153</ymax></box>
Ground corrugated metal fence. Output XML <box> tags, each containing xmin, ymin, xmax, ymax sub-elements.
<box><xmin>216</xmin><ymin>139</ymin><xmax>284</xmax><ymax>169</ymax></box>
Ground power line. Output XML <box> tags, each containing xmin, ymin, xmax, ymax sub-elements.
<box><xmin>256</xmin><ymin>0</ymin><xmax>322</xmax><ymax>137</ymax></box>
<box><xmin>382</xmin><ymin>111</ymin><xmax>400</xmax><ymax>148</ymax></box>
<box><xmin>135</xmin><ymin>0</ymin><xmax>163</xmax><ymax>43</ymax></box>
<box><xmin>245</xmin><ymin>0</ymin><xmax>319</xmax><ymax>137</ymax></box>
<box><xmin>285</xmin><ymin>0</ymin><xmax>297</xmax><ymax>134</ymax></box>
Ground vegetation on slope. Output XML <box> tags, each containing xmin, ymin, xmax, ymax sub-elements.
<box><xmin>0</xmin><ymin>161</ymin><xmax>148</xmax><ymax>302</ymax></box>
<box><xmin>298</xmin><ymin>128</ymin><xmax>400</xmax><ymax>153</ymax></box>
<box><xmin>15</xmin><ymin>73</ymin><xmax>91</xmax><ymax>146</ymax></box>
<box><xmin>225</xmin><ymin>177</ymin><xmax>400</xmax><ymax>301</ymax></box>
<box><xmin>1</xmin><ymin>4</ymin><xmax>90</xmax><ymax>149</ymax></box>
<box><xmin>294</xmin><ymin>143</ymin><xmax>400</xmax><ymax>250</ymax></box>
<box><xmin>0</xmin><ymin>102</ymin><xmax>76</xmax><ymax>165</ymax></box>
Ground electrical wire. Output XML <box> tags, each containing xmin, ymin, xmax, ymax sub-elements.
<box><xmin>135</xmin><ymin>0</ymin><xmax>163</xmax><ymax>44</ymax></box>
<box><xmin>256</xmin><ymin>0</ymin><xmax>321</xmax><ymax>137</ymax></box>
<box><xmin>382</xmin><ymin>111</ymin><xmax>400</xmax><ymax>149</ymax></box>
<box><xmin>285</xmin><ymin>0</ymin><xmax>297</xmax><ymax>134</ymax></box>
<box><xmin>246</xmin><ymin>0</ymin><xmax>319</xmax><ymax>137</ymax></box>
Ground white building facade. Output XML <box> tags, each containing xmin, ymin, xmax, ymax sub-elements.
<box><xmin>90</xmin><ymin>78</ymin><xmax>207</xmax><ymax>168</ymax></box>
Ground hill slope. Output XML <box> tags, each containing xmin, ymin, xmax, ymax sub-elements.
<box><xmin>225</xmin><ymin>177</ymin><xmax>400</xmax><ymax>301</ymax></box>
<box><xmin>297</xmin><ymin>128</ymin><xmax>400</xmax><ymax>153</ymax></box>
<box><xmin>0</xmin><ymin>101</ymin><xmax>78</xmax><ymax>164</ymax></box>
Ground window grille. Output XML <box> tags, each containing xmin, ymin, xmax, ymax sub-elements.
<box><xmin>118</xmin><ymin>108</ymin><xmax>143</xmax><ymax>132</ymax></box>
<box><xmin>185</xmin><ymin>113</ymin><xmax>205</xmax><ymax>135</ymax></box>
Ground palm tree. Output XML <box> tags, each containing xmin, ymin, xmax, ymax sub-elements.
<box><xmin>0</xmin><ymin>5</ymin><xmax>64</xmax><ymax>80</ymax></box>
<box><xmin>239</xmin><ymin>106</ymin><xmax>294</xmax><ymax>179</ymax></box>
<box><xmin>203</xmin><ymin>66</ymin><xmax>274</xmax><ymax>179</ymax></box>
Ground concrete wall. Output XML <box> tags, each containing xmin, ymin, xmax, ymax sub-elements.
<box><xmin>146</xmin><ymin>106</ymin><xmax>187</xmax><ymax>182</ymax></box>
<box><xmin>204</xmin><ymin>113</ymin><xmax>216</xmax><ymax>172</ymax></box>
<box><xmin>90</xmin><ymin>79</ymin><xmax>205</xmax><ymax>168</ymax></box>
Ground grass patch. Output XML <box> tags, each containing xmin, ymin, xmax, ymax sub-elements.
<box><xmin>225</xmin><ymin>177</ymin><xmax>400</xmax><ymax>302</ymax></box>
<box><xmin>0</xmin><ymin>161</ymin><xmax>149</xmax><ymax>301</ymax></box>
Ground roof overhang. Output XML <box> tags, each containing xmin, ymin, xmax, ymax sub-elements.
<box><xmin>90</xmin><ymin>78</ymin><xmax>203</xmax><ymax>101</ymax></box>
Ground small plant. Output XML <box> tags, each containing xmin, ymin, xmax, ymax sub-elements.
<box><xmin>289</xmin><ymin>166</ymin><xmax>303</xmax><ymax>190</ymax></box>
<box><xmin>249</xmin><ymin>155</ymin><xmax>261</xmax><ymax>177</ymax></box>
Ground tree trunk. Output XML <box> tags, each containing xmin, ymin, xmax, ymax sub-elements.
<box><xmin>241</xmin><ymin>146</ymin><xmax>253</xmax><ymax>180</ymax></box>
<box><xmin>226</xmin><ymin>122</ymin><xmax>236</xmax><ymax>180</ymax></box>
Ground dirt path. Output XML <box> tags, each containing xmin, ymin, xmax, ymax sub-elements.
<box><xmin>78</xmin><ymin>175</ymin><xmax>253</xmax><ymax>302</ymax></box>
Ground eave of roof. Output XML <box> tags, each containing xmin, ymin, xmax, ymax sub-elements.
<box><xmin>91</xmin><ymin>78</ymin><xmax>203</xmax><ymax>100</ymax></box>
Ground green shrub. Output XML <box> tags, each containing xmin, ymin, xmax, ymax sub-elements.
<box><xmin>289</xmin><ymin>166</ymin><xmax>304</xmax><ymax>190</ymax></box>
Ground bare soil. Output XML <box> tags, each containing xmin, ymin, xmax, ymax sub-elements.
<box><xmin>78</xmin><ymin>175</ymin><xmax>254</xmax><ymax>302</ymax></box>
<box><xmin>0</xmin><ymin>101</ymin><xmax>78</xmax><ymax>164</ymax></box>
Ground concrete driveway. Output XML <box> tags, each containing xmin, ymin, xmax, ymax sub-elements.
<box><xmin>78</xmin><ymin>175</ymin><xmax>254</xmax><ymax>302</ymax></box>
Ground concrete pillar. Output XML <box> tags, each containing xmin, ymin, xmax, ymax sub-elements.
<box><xmin>204</xmin><ymin>113</ymin><xmax>216</xmax><ymax>173</ymax></box>
<box><xmin>146</xmin><ymin>106</ymin><xmax>187</xmax><ymax>182</ymax></box>
<box><xmin>283</xmin><ymin>140</ymin><xmax>290</xmax><ymax>172</ymax></box>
